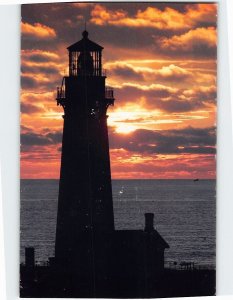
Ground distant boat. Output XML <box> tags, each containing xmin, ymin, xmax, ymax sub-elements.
<box><xmin>193</xmin><ymin>179</ymin><xmax>199</xmax><ymax>182</ymax></box>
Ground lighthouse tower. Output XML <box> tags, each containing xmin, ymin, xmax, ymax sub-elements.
<box><xmin>54</xmin><ymin>30</ymin><xmax>115</xmax><ymax>295</ymax></box>
<box><xmin>20</xmin><ymin>30</ymin><xmax>170</xmax><ymax>299</ymax></box>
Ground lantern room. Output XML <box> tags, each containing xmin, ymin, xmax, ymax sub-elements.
<box><xmin>67</xmin><ymin>30</ymin><xmax>104</xmax><ymax>77</ymax></box>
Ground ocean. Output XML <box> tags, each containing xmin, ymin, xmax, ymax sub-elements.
<box><xmin>20</xmin><ymin>179</ymin><xmax>216</xmax><ymax>269</ymax></box>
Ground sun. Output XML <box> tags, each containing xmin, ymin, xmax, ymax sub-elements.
<box><xmin>115</xmin><ymin>124</ymin><xmax>136</xmax><ymax>134</ymax></box>
<box><xmin>108</xmin><ymin>106</ymin><xmax>145</xmax><ymax>134</ymax></box>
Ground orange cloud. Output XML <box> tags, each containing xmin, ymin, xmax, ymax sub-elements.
<box><xmin>90</xmin><ymin>5</ymin><xmax>127</xmax><ymax>26</ymax></box>
<box><xmin>90</xmin><ymin>4</ymin><xmax>216</xmax><ymax>30</ymax></box>
<box><xmin>21</xmin><ymin>22</ymin><xmax>56</xmax><ymax>39</ymax></box>
<box><xmin>22</xmin><ymin>49</ymin><xmax>59</xmax><ymax>61</ymax></box>
<box><xmin>186</xmin><ymin>3</ymin><xmax>217</xmax><ymax>24</ymax></box>
<box><xmin>136</xmin><ymin>6</ymin><xmax>191</xmax><ymax>30</ymax></box>
<box><xmin>159</xmin><ymin>27</ymin><xmax>216</xmax><ymax>52</ymax></box>
<box><xmin>183</xmin><ymin>85</ymin><xmax>216</xmax><ymax>102</ymax></box>
<box><xmin>21</xmin><ymin>145</ymin><xmax>61</xmax><ymax>179</ymax></box>
<box><xmin>106</xmin><ymin>62</ymin><xmax>193</xmax><ymax>83</ymax></box>
<box><xmin>156</xmin><ymin>64</ymin><xmax>192</xmax><ymax>80</ymax></box>
<box><xmin>110</xmin><ymin>149</ymin><xmax>215</xmax><ymax>179</ymax></box>
<box><xmin>121</xmin><ymin>82</ymin><xmax>178</xmax><ymax>94</ymax></box>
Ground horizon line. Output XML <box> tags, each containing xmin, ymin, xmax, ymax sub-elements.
<box><xmin>20</xmin><ymin>178</ymin><xmax>216</xmax><ymax>180</ymax></box>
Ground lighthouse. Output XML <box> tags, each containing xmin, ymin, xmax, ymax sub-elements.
<box><xmin>54</xmin><ymin>30</ymin><xmax>115</xmax><ymax>295</ymax></box>
<box><xmin>50</xmin><ymin>30</ymin><xmax>169</xmax><ymax>297</ymax></box>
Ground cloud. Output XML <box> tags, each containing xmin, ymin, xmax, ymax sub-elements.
<box><xmin>22</xmin><ymin>63</ymin><xmax>59</xmax><ymax>75</ymax></box>
<box><xmin>21</xmin><ymin>69</ymin><xmax>61</xmax><ymax>91</ymax></box>
<box><xmin>158</xmin><ymin>27</ymin><xmax>216</xmax><ymax>56</ymax></box>
<box><xmin>183</xmin><ymin>85</ymin><xmax>216</xmax><ymax>103</ymax></box>
<box><xmin>90</xmin><ymin>5</ymin><xmax>127</xmax><ymax>26</ymax></box>
<box><xmin>109</xmin><ymin>126</ymin><xmax>215</xmax><ymax>155</ymax></box>
<box><xmin>114</xmin><ymin>82</ymin><xmax>216</xmax><ymax>113</ymax></box>
<box><xmin>21</xmin><ymin>75</ymin><xmax>38</xmax><ymax>89</ymax></box>
<box><xmin>185</xmin><ymin>3</ymin><xmax>217</xmax><ymax>26</ymax></box>
<box><xmin>21</xmin><ymin>132</ymin><xmax>53</xmax><ymax>146</ymax></box>
<box><xmin>146</xmin><ymin>85</ymin><xmax>216</xmax><ymax>112</ymax></box>
<box><xmin>21</xmin><ymin>102</ymin><xmax>43</xmax><ymax>114</ymax></box>
<box><xmin>21</xmin><ymin>50</ymin><xmax>59</xmax><ymax>62</ymax></box>
<box><xmin>109</xmin><ymin>64</ymin><xmax>144</xmax><ymax>81</ymax></box>
<box><xmin>109</xmin><ymin>149</ymin><xmax>216</xmax><ymax>179</ymax></box>
<box><xmin>107</xmin><ymin>62</ymin><xmax>193</xmax><ymax>83</ymax></box>
<box><xmin>21</xmin><ymin>49</ymin><xmax>65</xmax><ymax>91</ymax></box>
<box><xmin>154</xmin><ymin>64</ymin><xmax>193</xmax><ymax>81</ymax></box>
<box><xmin>152</xmin><ymin>98</ymin><xmax>199</xmax><ymax>113</ymax></box>
<box><xmin>45</xmin><ymin>131</ymin><xmax>63</xmax><ymax>144</ymax></box>
<box><xmin>90</xmin><ymin>4</ymin><xmax>216</xmax><ymax>30</ymax></box>
<box><xmin>21</xmin><ymin>124</ymin><xmax>33</xmax><ymax>133</ymax></box>
<box><xmin>21</xmin><ymin>91</ymin><xmax>54</xmax><ymax>103</ymax></box>
<box><xmin>116</xmin><ymin>82</ymin><xmax>178</xmax><ymax>100</ymax></box>
<box><xmin>21</xmin><ymin>130</ymin><xmax>62</xmax><ymax>147</ymax></box>
<box><xmin>21</xmin><ymin>22</ymin><xmax>56</xmax><ymax>40</ymax></box>
<box><xmin>135</xmin><ymin>6</ymin><xmax>190</xmax><ymax>30</ymax></box>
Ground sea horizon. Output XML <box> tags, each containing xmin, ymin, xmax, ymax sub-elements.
<box><xmin>21</xmin><ymin>179</ymin><xmax>216</xmax><ymax>269</ymax></box>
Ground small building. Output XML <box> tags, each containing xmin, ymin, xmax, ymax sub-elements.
<box><xmin>111</xmin><ymin>213</ymin><xmax>169</xmax><ymax>297</ymax></box>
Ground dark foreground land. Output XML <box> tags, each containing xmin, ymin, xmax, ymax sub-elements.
<box><xmin>20</xmin><ymin>265</ymin><xmax>215</xmax><ymax>298</ymax></box>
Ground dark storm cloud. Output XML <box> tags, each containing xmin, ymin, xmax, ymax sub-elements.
<box><xmin>109</xmin><ymin>126</ymin><xmax>216</xmax><ymax>155</ymax></box>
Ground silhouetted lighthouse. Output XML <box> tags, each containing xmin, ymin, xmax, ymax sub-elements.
<box><xmin>55</xmin><ymin>30</ymin><xmax>115</xmax><ymax>294</ymax></box>
<box><xmin>51</xmin><ymin>30</ymin><xmax>169</xmax><ymax>298</ymax></box>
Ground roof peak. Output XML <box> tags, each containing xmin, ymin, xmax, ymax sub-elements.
<box><xmin>82</xmin><ymin>30</ymin><xmax>88</xmax><ymax>39</ymax></box>
<box><xmin>67</xmin><ymin>32</ymin><xmax>104</xmax><ymax>52</ymax></box>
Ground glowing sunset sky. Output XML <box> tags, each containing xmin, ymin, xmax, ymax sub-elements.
<box><xmin>21</xmin><ymin>2</ymin><xmax>217</xmax><ymax>179</ymax></box>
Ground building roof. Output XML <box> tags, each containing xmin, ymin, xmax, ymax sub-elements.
<box><xmin>67</xmin><ymin>30</ymin><xmax>103</xmax><ymax>52</ymax></box>
<box><xmin>114</xmin><ymin>229</ymin><xmax>170</xmax><ymax>249</ymax></box>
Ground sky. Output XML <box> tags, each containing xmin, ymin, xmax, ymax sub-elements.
<box><xmin>21</xmin><ymin>2</ymin><xmax>217</xmax><ymax>179</ymax></box>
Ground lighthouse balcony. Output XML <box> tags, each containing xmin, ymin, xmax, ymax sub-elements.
<box><xmin>105</xmin><ymin>87</ymin><xmax>114</xmax><ymax>105</ymax></box>
<box><xmin>56</xmin><ymin>86</ymin><xmax>66</xmax><ymax>107</ymax></box>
